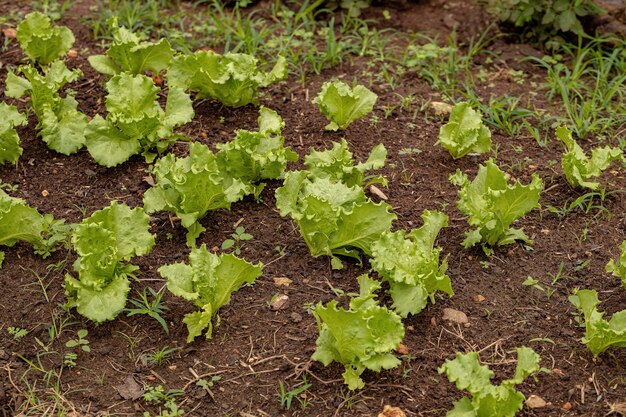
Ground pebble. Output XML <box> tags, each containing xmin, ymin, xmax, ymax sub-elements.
<box><xmin>270</xmin><ymin>294</ymin><xmax>289</xmax><ymax>310</ymax></box>
<box><xmin>526</xmin><ymin>395</ymin><xmax>547</xmax><ymax>408</ymax></box>
<box><xmin>442</xmin><ymin>308</ymin><xmax>469</xmax><ymax>325</ymax></box>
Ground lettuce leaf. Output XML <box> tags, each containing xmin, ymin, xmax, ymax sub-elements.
<box><xmin>85</xmin><ymin>73</ymin><xmax>193</xmax><ymax>166</ymax></box>
<box><xmin>88</xmin><ymin>18</ymin><xmax>174</xmax><ymax>76</ymax></box>
<box><xmin>558</xmin><ymin>126</ymin><xmax>625</xmax><ymax>190</ymax></box>
<box><xmin>275</xmin><ymin>171</ymin><xmax>396</xmax><ymax>267</ymax></box>
<box><xmin>569</xmin><ymin>289</ymin><xmax>626</xmax><ymax>356</ymax></box>
<box><xmin>143</xmin><ymin>142</ymin><xmax>250</xmax><ymax>246</ymax></box>
<box><xmin>312</xmin><ymin>275</ymin><xmax>404</xmax><ymax>390</ymax></box>
<box><xmin>370</xmin><ymin>210</ymin><xmax>452</xmax><ymax>317</ymax></box>
<box><xmin>0</xmin><ymin>103</ymin><xmax>28</xmax><ymax>165</ymax></box>
<box><xmin>436</xmin><ymin>102</ymin><xmax>491</xmax><ymax>159</ymax></box>
<box><xmin>64</xmin><ymin>202</ymin><xmax>155</xmax><ymax>323</ymax></box>
<box><xmin>304</xmin><ymin>138</ymin><xmax>387</xmax><ymax>187</ymax></box>
<box><xmin>168</xmin><ymin>51</ymin><xmax>287</xmax><ymax>107</ymax></box>
<box><xmin>606</xmin><ymin>240</ymin><xmax>626</xmax><ymax>289</ymax></box>
<box><xmin>312</xmin><ymin>80</ymin><xmax>377</xmax><ymax>131</ymax></box>
<box><xmin>16</xmin><ymin>12</ymin><xmax>74</xmax><ymax>66</ymax></box>
<box><xmin>158</xmin><ymin>245</ymin><xmax>263</xmax><ymax>342</ymax></box>
<box><xmin>5</xmin><ymin>62</ymin><xmax>86</xmax><ymax>155</ymax></box>
<box><xmin>450</xmin><ymin>159</ymin><xmax>543</xmax><ymax>254</ymax></box>
<box><xmin>216</xmin><ymin>106</ymin><xmax>297</xmax><ymax>196</ymax></box>
<box><xmin>438</xmin><ymin>347</ymin><xmax>540</xmax><ymax>417</ymax></box>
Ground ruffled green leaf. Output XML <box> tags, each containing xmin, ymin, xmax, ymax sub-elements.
<box><xmin>436</xmin><ymin>102</ymin><xmax>491</xmax><ymax>159</ymax></box>
<box><xmin>16</xmin><ymin>12</ymin><xmax>74</xmax><ymax>66</ymax></box>
<box><xmin>313</xmin><ymin>80</ymin><xmax>377</xmax><ymax>131</ymax></box>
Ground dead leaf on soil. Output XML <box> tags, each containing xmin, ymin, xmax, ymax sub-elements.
<box><xmin>608</xmin><ymin>402</ymin><xmax>626</xmax><ymax>415</ymax></box>
<box><xmin>2</xmin><ymin>28</ymin><xmax>16</xmax><ymax>38</ymax></box>
<box><xmin>378</xmin><ymin>405</ymin><xmax>406</xmax><ymax>417</ymax></box>
<box><xmin>525</xmin><ymin>395</ymin><xmax>547</xmax><ymax>409</ymax></box>
<box><xmin>442</xmin><ymin>308</ymin><xmax>468</xmax><ymax>325</ymax></box>
<box><xmin>142</xmin><ymin>175</ymin><xmax>155</xmax><ymax>186</ymax></box>
<box><xmin>429</xmin><ymin>101</ymin><xmax>452</xmax><ymax>116</ymax></box>
<box><xmin>273</xmin><ymin>277</ymin><xmax>292</xmax><ymax>287</ymax></box>
<box><xmin>369</xmin><ymin>185</ymin><xmax>388</xmax><ymax>200</ymax></box>
<box><xmin>115</xmin><ymin>375</ymin><xmax>143</xmax><ymax>400</ymax></box>
<box><xmin>270</xmin><ymin>294</ymin><xmax>289</xmax><ymax>310</ymax></box>
<box><xmin>473</xmin><ymin>294</ymin><xmax>485</xmax><ymax>303</ymax></box>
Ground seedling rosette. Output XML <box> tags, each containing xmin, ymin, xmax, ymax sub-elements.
<box><xmin>168</xmin><ymin>51</ymin><xmax>287</xmax><ymax>107</ymax></box>
<box><xmin>158</xmin><ymin>245</ymin><xmax>263</xmax><ymax>342</ymax></box>
<box><xmin>85</xmin><ymin>73</ymin><xmax>193</xmax><ymax>166</ymax></box>
<box><xmin>606</xmin><ymin>240</ymin><xmax>626</xmax><ymax>288</ymax></box>
<box><xmin>312</xmin><ymin>275</ymin><xmax>405</xmax><ymax>390</ymax></box>
<box><xmin>64</xmin><ymin>202</ymin><xmax>155</xmax><ymax>323</ymax></box>
<box><xmin>570</xmin><ymin>289</ymin><xmax>626</xmax><ymax>356</ymax></box>
<box><xmin>312</xmin><ymin>80</ymin><xmax>377</xmax><ymax>131</ymax></box>
<box><xmin>436</xmin><ymin>102</ymin><xmax>492</xmax><ymax>159</ymax></box>
<box><xmin>450</xmin><ymin>159</ymin><xmax>543</xmax><ymax>255</ymax></box>
<box><xmin>143</xmin><ymin>142</ymin><xmax>250</xmax><ymax>246</ymax></box>
<box><xmin>370</xmin><ymin>210</ymin><xmax>453</xmax><ymax>317</ymax></box>
<box><xmin>438</xmin><ymin>347</ymin><xmax>541</xmax><ymax>417</ymax></box>
<box><xmin>88</xmin><ymin>18</ymin><xmax>175</xmax><ymax>76</ymax></box>
<box><xmin>558</xmin><ymin>126</ymin><xmax>625</xmax><ymax>190</ymax></box>
<box><xmin>5</xmin><ymin>61</ymin><xmax>87</xmax><ymax>155</ymax></box>
<box><xmin>16</xmin><ymin>12</ymin><xmax>74</xmax><ymax>66</ymax></box>
<box><xmin>275</xmin><ymin>146</ymin><xmax>395</xmax><ymax>268</ymax></box>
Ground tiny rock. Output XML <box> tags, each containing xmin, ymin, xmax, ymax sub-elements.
<box><xmin>395</xmin><ymin>344</ymin><xmax>409</xmax><ymax>355</ymax></box>
<box><xmin>273</xmin><ymin>277</ymin><xmax>292</xmax><ymax>287</ymax></box>
<box><xmin>442</xmin><ymin>308</ymin><xmax>469</xmax><ymax>325</ymax></box>
<box><xmin>541</xmin><ymin>229</ymin><xmax>550</xmax><ymax>235</ymax></box>
<box><xmin>473</xmin><ymin>294</ymin><xmax>485</xmax><ymax>303</ymax></box>
<box><xmin>429</xmin><ymin>101</ymin><xmax>452</xmax><ymax>116</ymax></box>
<box><xmin>2</xmin><ymin>28</ymin><xmax>16</xmax><ymax>38</ymax></box>
<box><xmin>41</xmin><ymin>190</ymin><xmax>49</xmax><ymax>197</ymax></box>
<box><xmin>563</xmin><ymin>402</ymin><xmax>573</xmax><ymax>410</ymax></box>
<box><xmin>67</xmin><ymin>49</ymin><xmax>78</xmax><ymax>58</ymax></box>
<box><xmin>378</xmin><ymin>405</ymin><xmax>406</xmax><ymax>417</ymax></box>
<box><xmin>290</xmin><ymin>312</ymin><xmax>302</xmax><ymax>323</ymax></box>
<box><xmin>526</xmin><ymin>395</ymin><xmax>547</xmax><ymax>409</ymax></box>
<box><xmin>270</xmin><ymin>294</ymin><xmax>289</xmax><ymax>310</ymax></box>
<box><xmin>369</xmin><ymin>185</ymin><xmax>388</xmax><ymax>200</ymax></box>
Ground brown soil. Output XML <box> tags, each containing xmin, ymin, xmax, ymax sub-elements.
<box><xmin>1</xmin><ymin>1</ymin><xmax>626</xmax><ymax>417</ymax></box>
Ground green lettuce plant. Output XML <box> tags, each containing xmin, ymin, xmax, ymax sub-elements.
<box><xmin>275</xmin><ymin>142</ymin><xmax>395</xmax><ymax>269</ymax></box>
<box><xmin>168</xmin><ymin>51</ymin><xmax>287</xmax><ymax>107</ymax></box>
<box><xmin>159</xmin><ymin>244</ymin><xmax>263</xmax><ymax>342</ymax></box>
<box><xmin>439</xmin><ymin>347</ymin><xmax>541</xmax><ymax>417</ymax></box>
<box><xmin>0</xmin><ymin>104</ymin><xmax>27</xmax><ymax>165</ymax></box>
<box><xmin>85</xmin><ymin>73</ymin><xmax>193</xmax><ymax>166</ymax></box>
<box><xmin>606</xmin><ymin>240</ymin><xmax>626</xmax><ymax>289</ymax></box>
<box><xmin>569</xmin><ymin>289</ymin><xmax>626</xmax><ymax>356</ymax></box>
<box><xmin>88</xmin><ymin>18</ymin><xmax>175</xmax><ymax>76</ymax></box>
<box><xmin>558</xmin><ymin>126</ymin><xmax>624</xmax><ymax>190</ymax></box>
<box><xmin>143</xmin><ymin>142</ymin><xmax>250</xmax><ymax>246</ymax></box>
<box><xmin>436</xmin><ymin>102</ymin><xmax>491</xmax><ymax>159</ymax></box>
<box><xmin>312</xmin><ymin>275</ymin><xmax>405</xmax><ymax>390</ymax></box>
<box><xmin>64</xmin><ymin>202</ymin><xmax>155</xmax><ymax>323</ymax></box>
<box><xmin>312</xmin><ymin>80</ymin><xmax>377</xmax><ymax>131</ymax></box>
<box><xmin>370</xmin><ymin>210</ymin><xmax>452</xmax><ymax>317</ymax></box>
<box><xmin>450</xmin><ymin>159</ymin><xmax>543</xmax><ymax>255</ymax></box>
<box><xmin>5</xmin><ymin>61</ymin><xmax>87</xmax><ymax>155</ymax></box>
<box><xmin>216</xmin><ymin>106</ymin><xmax>298</xmax><ymax>197</ymax></box>
<box><xmin>16</xmin><ymin>12</ymin><xmax>74</xmax><ymax>66</ymax></box>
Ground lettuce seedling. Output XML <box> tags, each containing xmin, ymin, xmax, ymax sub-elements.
<box><xmin>569</xmin><ymin>289</ymin><xmax>626</xmax><ymax>356</ymax></box>
<box><xmin>168</xmin><ymin>51</ymin><xmax>287</xmax><ymax>107</ymax></box>
<box><xmin>304</xmin><ymin>138</ymin><xmax>387</xmax><ymax>187</ymax></box>
<box><xmin>450</xmin><ymin>159</ymin><xmax>543</xmax><ymax>255</ymax></box>
<box><xmin>438</xmin><ymin>347</ymin><xmax>541</xmax><ymax>417</ymax></box>
<box><xmin>606</xmin><ymin>240</ymin><xmax>626</xmax><ymax>289</ymax></box>
<box><xmin>312</xmin><ymin>80</ymin><xmax>377</xmax><ymax>131</ymax></box>
<box><xmin>88</xmin><ymin>18</ymin><xmax>174</xmax><ymax>76</ymax></box>
<box><xmin>275</xmin><ymin>141</ymin><xmax>395</xmax><ymax>269</ymax></box>
<box><xmin>0</xmin><ymin>104</ymin><xmax>27</xmax><ymax>165</ymax></box>
<box><xmin>558</xmin><ymin>126</ymin><xmax>624</xmax><ymax>190</ymax></box>
<box><xmin>64</xmin><ymin>202</ymin><xmax>155</xmax><ymax>323</ymax></box>
<box><xmin>5</xmin><ymin>61</ymin><xmax>87</xmax><ymax>155</ymax></box>
<box><xmin>85</xmin><ymin>73</ymin><xmax>193</xmax><ymax>166</ymax></box>
<box><xmin>143</xmin><ymin>142</ymin><xmax>250</xmax><ymax>246</ymax></box>
<box><xmin>216</xmin><ymin>106</ymin><xmax>298</xmax><ymax>197</ymax></box>
<box><xmin>436</xmin><ymin>102</ymin><xmax>492</xmax><ymax>159</ymax></box>
<box><xmin>159</xmin><ymin>244</ymin><xmax>263</xmax><ymax>342</ymax></box>
<box><xmin>16</xmin><ymin>12</ymin><xmax>74</xmax><ymax>66</ymax></box>
<box><xmin>370</xmin><ymin>210</ymin><xmax>452</xmax><ymax>317</ymax></box>
<box><xmin>312</xmin><ymin>275</ymin><xmax>405</xmax><ymax>390</ymax></box>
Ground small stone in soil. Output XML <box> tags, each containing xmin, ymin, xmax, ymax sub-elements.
<box><xmin>442</xmin><ymin>308</ymin><xmax>469</xmax><ymax>325</ymax></box>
